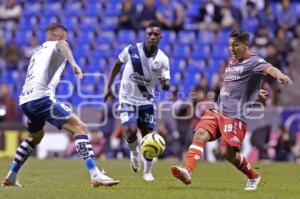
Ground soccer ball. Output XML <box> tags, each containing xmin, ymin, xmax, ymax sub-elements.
<box><xmin>140</xmin><ymin>133</ymin><xmax>166</xmax><ymax>159</ymax></box>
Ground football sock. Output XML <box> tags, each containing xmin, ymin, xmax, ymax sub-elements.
<box><xmin>235</xmin><ymin>153</ymin><xmax>259</xmax><ymax>179</ymax></box>
<box><xmin>74</xmin><ymin>134</ymin><xmax>99</xmax><ymax>177</ymax></box>
<box><xmin>143</xmin><ymin>157</ymin><xmax>153</xmax><ymax>174</ymax></box>
<box><xmin>127</xmin><ymin>139</ymin><xmax>138</xmax><ymax>156</ymax></box>
<box><xmin>7</xmin><ymin>139</ymin><xmax>35</xmax><ymax>182</ymax></box>
<box><xmin>184</xmin><ymin>141</ymin><xmax>205</xmax><ymax>173</ymax></box>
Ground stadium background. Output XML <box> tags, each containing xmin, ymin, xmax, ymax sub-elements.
<box><xmin>0</xmin><ymin>0</ymin><xmax>300</xmax><ymax>164</ymax></box>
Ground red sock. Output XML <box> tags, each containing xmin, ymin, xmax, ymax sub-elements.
<box><xmin>183</xmin><ymin>141</ymin><xmax>204</xmax><ymax>173</ymax></box>
<box><xmin>236</xmin><ymin>153</ymin><xmax>259</xmax><ymax>179</ymax></box>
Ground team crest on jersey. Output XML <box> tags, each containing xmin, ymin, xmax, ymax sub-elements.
<box><xmin>151</xmin><ymin>61</ymin><xmax>160</xmax><ymax>72</ymax></box>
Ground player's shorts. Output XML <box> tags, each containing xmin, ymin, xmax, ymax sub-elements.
<box><xmin>118</xmin><ymin>103</ymin><xmax>155</xmax><ymax>130</ymax></box>
<box><xmin>194</xmin><ymin>109</ymin><xmax>247</xmax><ymax>149</ymax></box>
<box><xmin>20</xmin><ymin>96</ymin><xmax>72</xmax><ymax>133</ymax></box>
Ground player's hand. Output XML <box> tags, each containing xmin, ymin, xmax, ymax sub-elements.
<box><xmin>72</xmin><ymin>65</ymin><xmax>83</xmax><ymax>79</ymax></box>
<box><xmin>258</xmin><ymin>89</ymin><xmax>269</xmax><ymax>101</ymax></box>
<box><xmin>159</xmin><ymin>77</ymin><xmax>170</xmax><ymax>90</ymax></box>
<box><xmin>278</xmin><ymin>74</ymin><xmax>292</xmax><ymax>85</ymax></box>
<box><xmin>104</xmin><ymin>87</ymin><xmax>112</xmax><ymax>102</ymax></box>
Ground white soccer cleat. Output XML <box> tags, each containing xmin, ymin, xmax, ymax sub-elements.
<box><xmin>1</xmin><ymin>178</ymin><xmax>23</xmax><ymax>187</ymax></box>
<box><xmin>171</xmin><ymin>166</ymin><xmax>192</xmax><ymax>185</ymax></box>
<box><xmin>244</xmin><ymin>175</ymin><xmax>261</xmax><ymax>191</ymax></box>
<box><xmin>130</xmin><ymin>152</ymin><xmax>141</xmax><ymax>172</ymax></box>
<box><xmin>91</xmin><ymin>172</ymin><xmax>119</xmax><ymax>187</ymax></box>
<box><xmin>143</xmin><ymin>172</ymin><xmax>155</xmax><ymax>182</ymax></box>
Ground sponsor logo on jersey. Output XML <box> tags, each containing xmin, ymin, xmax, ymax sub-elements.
<box><xmin>225</xmin><ymin>66</ymin><xmax>244</xmax><ymax>73</ymax></box>
<box><xmin>129</xmin><ymin>72</ymin><xmax>151</xmax><ymax>86</ymax></box>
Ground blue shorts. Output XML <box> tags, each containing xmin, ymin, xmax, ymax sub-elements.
<box><xmin>119</xmin><ymin>103</ymin><xmax>156</xmax><ymax>130</ymax></box>
<box><xmin>21</xmin><ymin>97</ymin><xmax>72</xmax><ymax>133</ymax></box>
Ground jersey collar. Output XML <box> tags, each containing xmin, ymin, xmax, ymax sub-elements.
<box><xmin>143</xmin><ymin>42</ymin><xmax>158</xmax><ymax>58</ymax></box>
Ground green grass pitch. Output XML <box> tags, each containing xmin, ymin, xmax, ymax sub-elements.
<box><xmin>0</xmin><ymin>159</ymin><xmax>299</xmax><ymax>199</ymax></box>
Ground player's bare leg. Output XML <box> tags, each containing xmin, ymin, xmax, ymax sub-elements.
<box><xmin>220</xmin><ymin>146</ymin><xmax>261</xmax><ymax>191</ymax></box>
<box><xmin>140</xmin><ymin>128</ymin><xmax>155</xmax><ymax>181</ymax></box>
<box><xmin>124</xmin><ymin>125</ymin><xmax>141</xmax><ymax>172</ymax></box>
<box><xmin>171</xmin><ymin>128</ymin><xmax>211</xmax><ymax>185</ymax></box>
<box><xmin>2</xmin><ymin>130</ymin><xmax>44</xmax><ymax>187</ymax></box>
<box><xmin>63</xmin><ymin>114</ymin><xmax>119</xmax><ymax>187</ymax></box>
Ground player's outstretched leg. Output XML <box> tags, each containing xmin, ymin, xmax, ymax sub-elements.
<box><xmin>171</xmin><ymin>128</ymin><xmax>210</xmax><ymax>185</ymax></box>
<box><xmin>143</xmin><ymin>157</ymin><xmax>154</xmax><ymax>181</ymax></box>
<box><xmin>63</xmin><ymin>115</ymin><xmax>119</xmax><ymax>187</ymax></box>
<box><xmin>221</xmin><ymin>147</ymin><xmax>261</xmax><ymax>191</ymax></box>
<box><xmin>2</xmin><ymin>130</ymin><xmax>44</xmax><ymax>187</ymax></box>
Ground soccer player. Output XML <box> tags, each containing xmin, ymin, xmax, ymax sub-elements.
<box><xmin>171</xmin><ymin>30</ymin><xmax>292</xmax><ymax>191</ymax></box>
<box><xmin>1</xmin><ymin>23</ymin><xmax>119</xmax><ymax>187</ymax></box>
<box><xmin>104</xmin><ymin>22</ymin><xmax>170</xmax><ymax>181</ymax></box>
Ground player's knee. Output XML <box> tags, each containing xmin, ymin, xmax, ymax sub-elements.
<box><xmin>220</xmin><ymin>147</ymin><xmax>235</xmax><ymax>160</ymax></box>
<box><xmin>194</xmin><ymin>128</ymin><xmax>211</xmax><ymax>142</ymax></box>
<box><xmin>77</xmin><ymin>122</ymin><xmax>88</xmax><ymax>133</ymax></box>
<box><xmin>28</xmin><ymin>130</ymin><xmax>44</xmax><ymax>145</ymax></box>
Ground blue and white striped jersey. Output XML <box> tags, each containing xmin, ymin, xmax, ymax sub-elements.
<box><xmin>118</xmin><ymin>43</ymin><xmax>170</xmax><ymax>105</ymax></box>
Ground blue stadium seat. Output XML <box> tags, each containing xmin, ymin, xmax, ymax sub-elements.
<box><xmin>61</xmin><ymin>16</ymin><xmax>80</xmax><ymax>31</ymax></box>
<box><xmin>80</xmin><ymin>17</ymin><xmax>98</xmax><ymax>31</ymax></box>
<box><xmin>85</xmin><ymin>2</ymin><xmax>102</xmax><ymax>17</ymax></box>
<box><xmin>241</xmin><ymin>17</ymin><xmax>259</xmax><ymax>33</ymax></box>
<box><xmin>97</xmin><ymin>31</ymin><xmax>115</xmax><ymax>45</ymax></box>
<box><xmin>178</xmin><ymin>30</ymin><xmax>196</xmax><ymax>45</ymax></box>
<box><xmin>23</xmin><ymin>3</ymin><xmax>42</xmax><ymax>17</ymax></box>
<box><xmin>100</xmin><ymin>17</ymin><xmax>118</xmax><ymax>31</ymax></box>
<box><xmin>211</xmin><ymin>46</ymin><xmax>229</xmax><ymax>59</ymax></box>
<box><xmin>93</xmin><ymin>44</ymin><xmax>111</xmax><ymax>59</ymax></box>
<box><xmin>192</xmin><ymin>44</ymin><xmax>210</xmax><ymax>59</ymax></box>
<box><xmin>64</xmin><ymin>2</ymin><xmax>83</xmax><ymax>17</ymax></box>
<box><xmin>187</xmin><ymin>58</ymin><xmax>206</xmax><ymax>72</ymax></box>
<box><xmin>172</xmin><ymin>43</ymin><xmax>191</xmax><ymax>59</ymax></box>
<box><xmin>160</xmin><ymin>31</ymin><xmax>176</xmax><ymax>45</ymax></box>
<box><xmin>197</xmin><ymin>31</ymin><xmax>213</xmax><ymax>45</ymax></box>
<box><xmin>44</xmin><ymin>3</ymin><xmax>61</xmax><ymax>18</ymax></box>
<box><xmin>117</xmin><ymin>30</ymin><xmax>136</xmax><ymax>44</ymax></box>
<box><xmin>104</xmin><ymin>3</ymin><xmax>121</xmax><ymax>17</ymax></box>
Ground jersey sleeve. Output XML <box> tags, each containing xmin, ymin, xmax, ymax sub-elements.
<box><xmin>118</xmin><ymin>45</ymin><xmax>131</xmax><ymax>64</ymax></box>
<box><xmin>252</xmin><ymin>57</ymin><xmax>270</xmax><ymax>74</ymax></box>
<box><xmin>159</xmin><ymin>56</ymin><xmax>170</xmax><ymax>80</ymax></box>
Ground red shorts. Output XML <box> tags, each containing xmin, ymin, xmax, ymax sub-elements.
<box><xmin>194</xmin><ymin>109</ymin><xmax>247</xmax><ymax>149</ymax></box>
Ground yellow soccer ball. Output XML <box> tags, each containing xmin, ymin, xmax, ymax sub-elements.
<box><xmin>141</xmin><ymin>133</ymin><xmax>166</xmax><ymax>159</ymax></box>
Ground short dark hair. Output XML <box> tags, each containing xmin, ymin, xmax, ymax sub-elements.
<box><xmin>147</xmin><ymin>21</ymin><xmax>161</xmax><ymax>29</ymax></box>
<box><xmin>46</xmin><ymin>23</ymin><xmax>67</xmax><ymax>32</ymax></box>
<box><xmin>229</xmin><ymin>30</ymin><xmax>249</xmax><ymax>43</ymax></box>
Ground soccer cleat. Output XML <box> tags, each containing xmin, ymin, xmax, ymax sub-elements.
<box><xmin>143</xmin><ymin>172</ymin><xmax>155</xmax><ymax>182</ymax></box>
<box><xmin>170</xmin><ymin>166</ymin><xmax>192</xmax><ymax>185</ymax></box>
<box><xmin>91</xmin><ymin>172</ymin><xmax>119</xmax><ymax>187</ymax></box>
<box><xmin>130</xmin><ymin>152</ymin><xmax>141</xmax><ymax>172</ymax></box>
<box><xmin>1</xmin><ymin>178</ymin><xmax>23</xmax><ymax>187</ymax></box>
<box><xmin>244</xmin><ymin>175</ymin><xmax>261</xmax><ymax>191</ymax></box>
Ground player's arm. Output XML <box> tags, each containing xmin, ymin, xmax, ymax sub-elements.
<box><xmin>56</xmin><ymin>40</ymin><xmax>82</xmax><ymax>78</ymax></box>
<box><xmin>258</xmin><ymin>89</ymin><xmax>268</xmax><ymax>101</ymax></box>
<box><xmin>104</xmin><ymin>59</ymin><xmax>123</xmax><ymax>101</ymax></box>
<box><xmin>265</xmin><ymin>65</ymin><xmax>292</xmax><ymax>85</ymax></box>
